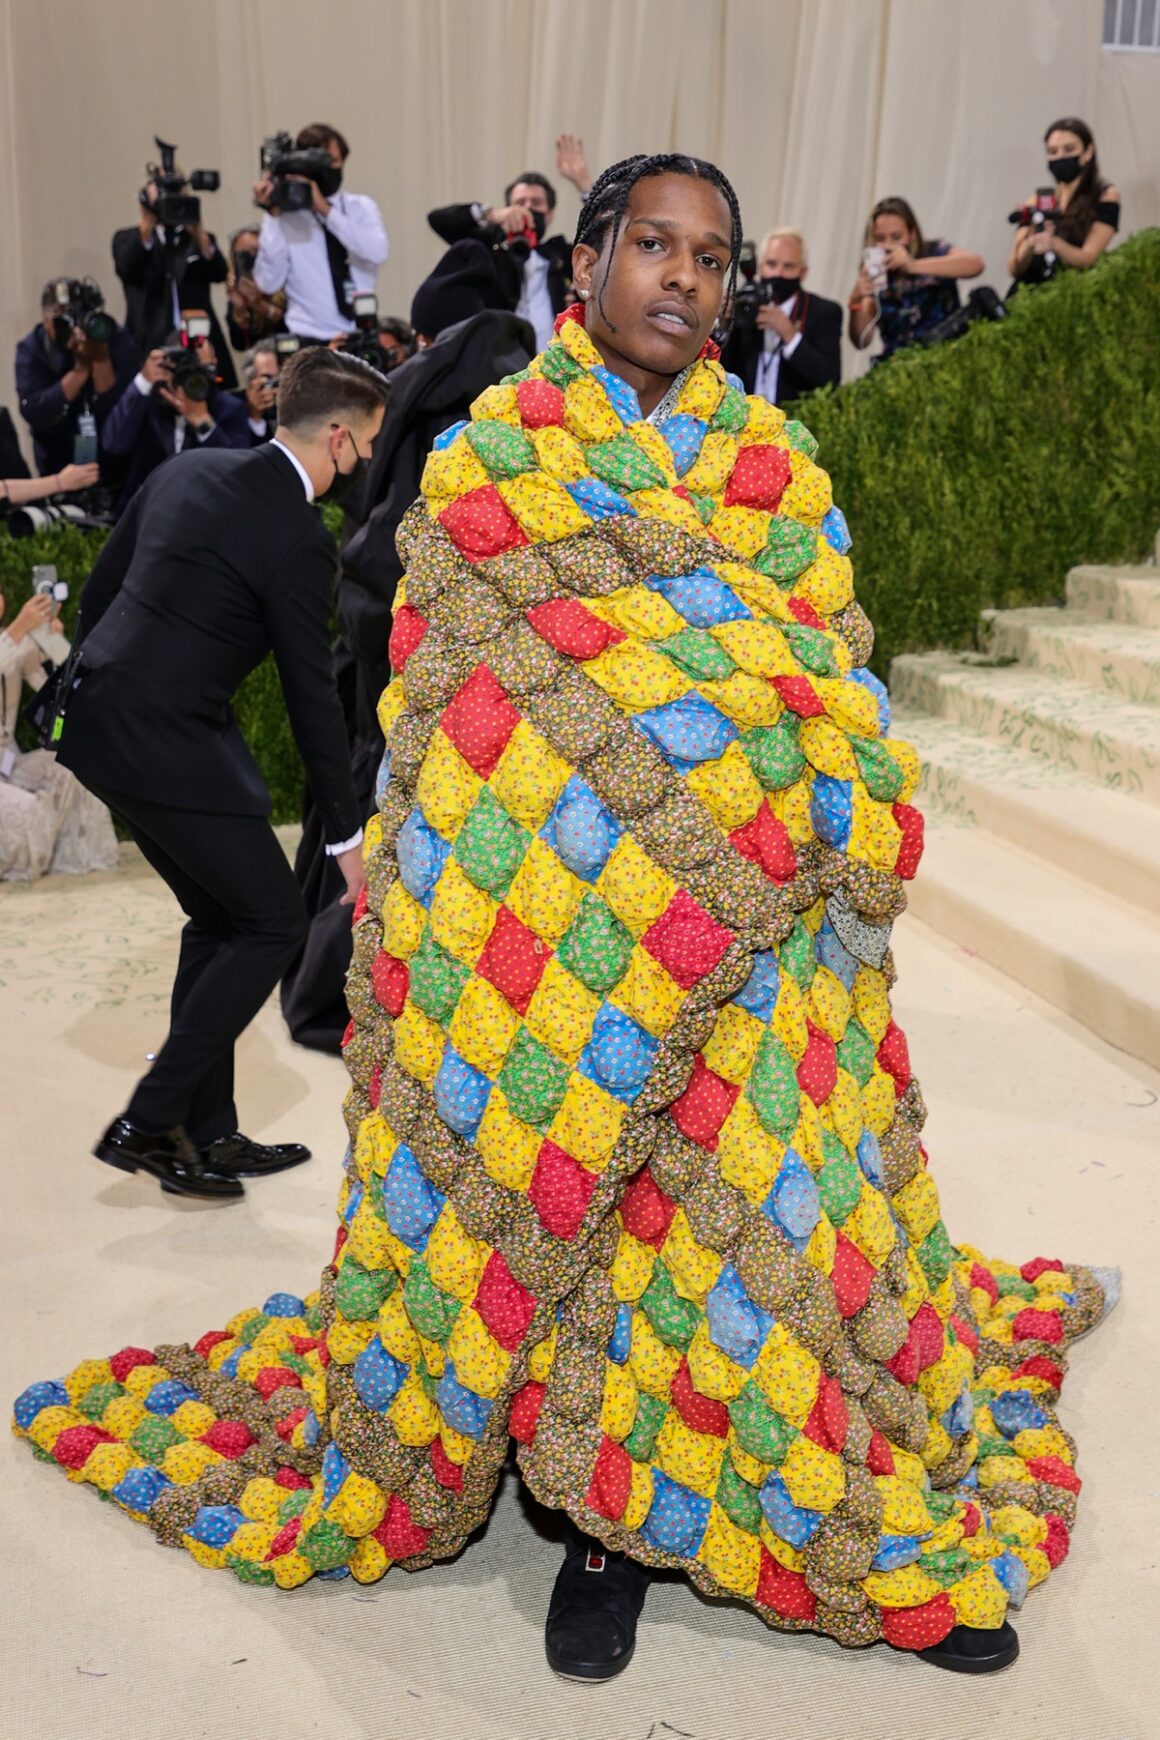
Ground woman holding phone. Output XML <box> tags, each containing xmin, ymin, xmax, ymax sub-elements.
<box><xmin>848</xmin><ymin>197</ymin><xmax>983</xmax><ymax>361</ymax></box>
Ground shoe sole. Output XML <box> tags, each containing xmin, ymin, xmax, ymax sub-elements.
<box><xmin>546</xmin><ymin>1643</ymin><xmax>636</xmax><ymax>1683</ymax></box>
<box><xmin>918</xmin><ymin>1634</ymin><xmax>1020</xmax><ymax>1675</ymax></box>
<box><xmin>93</xmin><ymin>1142</ymin><xmax>243</xmax><ymax>1201</ymax></box>
<box><xmin>210</xmin><ymin>1153</ymin><xmax>312</xmax><ymax>1178</ymax></box>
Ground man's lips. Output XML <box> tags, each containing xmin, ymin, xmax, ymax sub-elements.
<box><xmin>645</xmin><ymin>300</ymin><xmax>697</xmax><ymax>334</ymax></box>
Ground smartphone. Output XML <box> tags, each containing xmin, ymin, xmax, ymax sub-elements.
<box><xmin>73</xmin><ymin>409</ymin><xmax>98</xmax><ymax>466</ymax></box>
<box><xmin>862</xmin><ymin>245</ymin><xmax>888</xmax><ymax>291</ymax></box>
<box><xmin>1034</xmin><ymin>187</ymin><xmax>1058</xmax><ymax>216</ymax></box>
<box><xmin>32</xmin><ymin>564</ymin><xmax>68</xmax><ymax>603</ymax></box>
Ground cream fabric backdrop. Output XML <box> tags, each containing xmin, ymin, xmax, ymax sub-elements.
<box><xmin>0</xmin><ymin>0</ymin><xmax>1157</xmax><ymax>461</ymax></box>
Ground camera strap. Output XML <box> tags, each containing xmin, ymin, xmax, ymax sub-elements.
<box><xmin>320</xmin><ymin>217</ymin><xmax>354</xmax><ymax>320</ymax></box>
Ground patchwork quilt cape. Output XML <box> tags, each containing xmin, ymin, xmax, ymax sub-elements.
<box><xmin>13</xmin><ymin>310</ymin><xmax>1107</xmax><ymax>1653</ymax></box>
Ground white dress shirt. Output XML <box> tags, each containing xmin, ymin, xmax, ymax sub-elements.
<box><xmin>254</xmin><ymin>192</ymin><xmax>388</xmax><ymax>339</ymax></box>
<box><xmin>753</xmin><ymin>321</ymin><xmax>803</xmax><ymax>407</ymax></box>
<box><xmin>515</xmin><ymin>250</ymin><xmax>556</xmax><ymax>351</ymax></box>
<box><xmin>268</xmin><ymin>438</ymin><xmax>362</xmax><ymax>857</ymax></box>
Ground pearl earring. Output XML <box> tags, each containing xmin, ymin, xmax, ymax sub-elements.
<box><xmin>578</xmin><ymin>288</ymin><xmax>589</xmax><ymax>300</ymax></box>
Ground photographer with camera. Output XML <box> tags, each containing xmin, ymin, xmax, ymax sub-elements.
<box><xmin>848</xmin><ymin>197</ymin><xmax>984</xmax><ymax>362</ymax></box>
<box><xmin>101</xmin><ymin>314</ymin><xmax>250</xmax><ymax>512</ymax></box>
<box><xmin>0</xmin><ymin>582</ymin><xmax>118</xmax><ymax>881</ymax></box>
<box><xmin>15</xmin><ymin>278</ymin><xmax>138</xmax><ymax>487</ymax></box>
<box><xmin>1008</xmin><ymin>117</ymin><xmax>1120</xmax><ymax>290</ymax></box>
<box><xmin>55</xmin><ymin>347</ymin><xmax>388</xmax><ymax>1198</ymax></box>
<box><xmin>225</xmin><ymin>227</ymin><xmax>287</xmax><ymax>354</ymax></box>
<box><xmin>252</xmin><ymin>124</ymin><xmax>388</xmax><ymax>343</ymax></box>
<box><xmin>426</xmin><ymin>135</ymin><xmax>591</xmax><ymax>351</ymax></box>
<box><xmin>113</xmin><ymin>138</ymin><xmax>236</xmax><ymax>388</ymax></box>
<box><xmin>233</xmin><ymin>337</ymin><xmax>281</xmax><ymax>443</ymax></box>
<box><xmin>721</xmin><ymin>229</ymin><xmax>841</xmax><ymax>406</ymax></box>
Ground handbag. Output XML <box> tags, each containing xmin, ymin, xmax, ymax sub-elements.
<box><xmin>22</xmin><ymin>641</ymin><xmax>84</xmax><ymax>749</ymax></box>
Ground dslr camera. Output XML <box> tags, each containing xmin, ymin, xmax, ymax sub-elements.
<box><xmin>259</xmin><ymin>132</ymin><xmax>341</xmax><ymax>212</ymax></box>
<box><xmin>920</xmin><ymin>284</ymin><xmax>1007</xmax><ymax>348</ymax></box>
<box><xmin>48</xmin><ymin>277</ymin><xmax>117</xmax><ymax>348</ymax></box>
<box><xmin>482</xmin><ymin>206</ymin><xmax>546</xmax><ymax>264</ymax></box>
<box><xmin>158</xmin><ymin>314</ymin><xmax>217</xmax><ymax>403</ymax></box>
<box><xmin>731</xmin><ymin>239</ymin><xmax>781</xmax><ymax>327</ymax></box>
<box><xmin>339</xmin><ymin>292</ymin><xmax>392</xmax><ymax>376</ymax></box>
<box><xmin>141</xmin><ymin>137</ymin><xmax>220</xmax><ymax>228</ymax></box>
<box><xmin>1008</xmin><ymin>188</ymin><xmax>1058</xmax><ymax>232</ymax></box>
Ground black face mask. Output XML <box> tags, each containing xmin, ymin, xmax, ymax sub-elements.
<box><xmin>1048</xmin><ymin>154</ymin><xmax>1083</xmax><ymax>184</ymax></box>
<box><xmin>764</xmin><ymin>275</ymin><xmax>801</xmax><ymax>303</ymax></box>
<box><xmin>322</xmin><ymin>433</ymin><xmax>369</xmax><ymax>505</ymax></box>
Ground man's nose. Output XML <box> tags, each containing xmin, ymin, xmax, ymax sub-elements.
<box><xmin>664</xmin><ymin>250</ymin><xmax>699</xmax><ymax>293</ymax></box>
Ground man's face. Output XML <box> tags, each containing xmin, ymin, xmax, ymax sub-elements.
<box><xmin>573</xmin><ymin>173</ymin><xmax>732</xmax><ymax>379</ymax></box>
<box><xmin>510</xmin><ymin>181</ymin><xmax>554</xmax><ymax>225</ymax></box>
<box><xmin>252</xmin><ymin>355</ymin><xmax>279</xmax><ymax>390</ymax></box>
<box><xmin>326</xmin><ymin>139</ymin><xmax>345</xmax><ymax>172</ymax></box>
<box><xmin>760</xmin><ymin>236</ymin><xmax>806</xmax><ymax>282</ymax></box>
<box><xmin>377</xmin><ymin>333</ymin><xmax>409</xmax><ymax>370</ymax></box>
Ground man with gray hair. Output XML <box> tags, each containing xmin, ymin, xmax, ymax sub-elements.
<box><xmin>722</xmin><ymin>226</ymin><xmax>842</xmax><ymax>406</ymax></box>
<box><xmin>237</xmin><ymin>336</ymin><xmax>282</xmax><ymax>442</ymax></box>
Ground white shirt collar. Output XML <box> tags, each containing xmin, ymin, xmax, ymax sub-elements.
<box><xmin>269</xmin><ymin>438</ymin><xmax>316</xmax><ymax>502</ymax></box>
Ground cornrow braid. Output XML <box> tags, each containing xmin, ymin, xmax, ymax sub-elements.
<box><xmin>573</xmin><ymin>153</ymin><xmax>745</xmax><ymax>338</ymax></box>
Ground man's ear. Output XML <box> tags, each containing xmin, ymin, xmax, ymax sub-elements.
<box><xmin>571</xmin><ymin>242</ymin><xmax>598</xmax><ymax>300</ymax></box>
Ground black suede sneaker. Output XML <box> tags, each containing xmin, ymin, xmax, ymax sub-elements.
<box><xmin>94</xmin><ymin>1117</ymin><xmax>244</xmax><ymax>1200</ymax></box>
<box><xmin>202</xmin><ymin>1132</ymin><xmax>312</xmax><ymax>1178</ymax></box>
<box><xmin>919</xmin><ymin>1620</ymin><xmax>1020</xmax><ymax>1674</ymax></box>
<box><xmin>545</xmin><ymin>1530</ymin><xmax>651</xmax><ymax>1682</ymax></box>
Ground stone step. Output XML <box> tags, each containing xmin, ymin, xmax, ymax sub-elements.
<box><xmin>889</xmin><ymin>652</ymin><xmax>1160</xmax><ymax>803</ymax></box>
<box><xmin>905</xmin><ymin>818</ymin><xmax>1160</xmax><ymax>1072</ymax></box>
<box><xmin>1065</xmin><ymin>564</ymin><xmax>1160</xmax><ymax>628</ymax></box>
<box><xmin>980</xmin><ymin>606</ymin><xmax>1160</xmax><ymax>707</ymax></box>
<box><xmin>892</xmin><ymin>706</ymin><xmax>1160</xmax><ymax>921</ymax></box>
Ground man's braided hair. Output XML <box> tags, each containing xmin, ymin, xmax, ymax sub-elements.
<box><xmin>573</xmin><ymin>153</ymin><xmax>744</xmax><ymax>337</ymax></box>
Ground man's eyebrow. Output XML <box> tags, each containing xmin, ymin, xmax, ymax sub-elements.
<box><xmin>625</xmin><ymin>215</ymin><xmax>731</xmax><ymax>250</ymax></box>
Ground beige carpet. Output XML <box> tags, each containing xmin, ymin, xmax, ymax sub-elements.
<box><xmin>1</xmin><ymin>846</ymin><xmax>1157</xmax><ymax>1740</ymax></box>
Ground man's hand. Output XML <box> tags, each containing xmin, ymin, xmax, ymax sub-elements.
<box><xmin>309</xmin><ymin>178</ymin><xmax>331</xmax><ymax>218</ymax></box>
<box><xmin>189</xmin><ymin>222</ymin><xmax>217</xmax><ymax>260</ymax></box>
<box><xmin>883</xmin><ymin>243</ymin><xmax>914</xmax><ymax>276</ymax></box>
<box><xmin>58</xmin><ymin>462</ymin><xmax>101</xmax><ymax>493</ymax></box>
<box><xmin>138</xmin><ymin>180</ymin><xmax>159</xmax><ymax>240</ymax></box>
<box><xmin>252</xmin><ymin>173</ymin><xmax>278</xmax><ymax>214</ymax></box>
<box><xmin>8</xmin><ymin>593</ymin><xmax>55</xmax><ymax>642</ymax></box>
<box><xmin>336</xmin><ymin>843</ymin><xmax>367</xmax><ymax>907</ymax></box>
<box><xmin>555</xmin><ymin>132</ymin><xmax>591</xmax><ymax>194</ymax></box>
<box><xmin>483</xmin><ymin>203</ymin><xmax>532</xmax><ymax>236</ymax></box>
<box><xmin>756</xmin><ymin>302</ymin><xmax>799</xmax><ymax>344</ymax></box>
<box><xmin>140</xmin><ymin>348</ymin><xmax>170</xmax><ymax>385</ymax></box>
<box><xmin>60</xmin><ymin>332</ymin><xmax>92</xmax><ymax>399</ymax></box>
<box><xmin>159</xmin><ymin>383</ymin><xmax>212</xmax><ymax>426</ymax></box>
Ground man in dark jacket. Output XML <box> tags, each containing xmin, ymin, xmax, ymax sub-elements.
<box><xmin>279</xmin><ymin>250</ymin><xmax>535</xmax><ymax>1052</ymax></box>
<box><xmin>427</xmin><ymin>171</ymin><xmax>573</xmax><ymax>352</ymax></box>
<box><xmin>101</xmin><ymin>332</ymin><xmax>251</xmax><ymax>513</ymax></box>
<box><xmin>112</xmin><ymin>186</ymin><xmax>236</xmax><ymax>387</ymax></box>
<box><xmin>722</xmin><ymin>227</ymin><xmax>842</xmax><ymax>406</ymax></box>
<box><xmin>59</xmin><ymin>348</ymin><xmax>388</xmax><ymax>1198</ymax></box>
<box><xmin>15</xmin><ymin>280</ymin><xmax>138</xmax><ymax>484</ymax></box>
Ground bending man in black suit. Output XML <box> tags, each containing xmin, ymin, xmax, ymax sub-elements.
<box><xmin>721</xmin><ymin>226</ymin><xmax>842</xmax><ymax>406</ymax></box>
<box><xmin>58</xmin><ymin>347</ymin><xmax>389</xmax><ymax>1200</ymax></box>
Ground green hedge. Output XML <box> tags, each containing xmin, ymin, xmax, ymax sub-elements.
<box><xmin>794</xmin><ymin>228</ymin><xmax>1160</xmax><ymax>674</ymax></box>
<box><xmin>4</xmin><ymin>236</ymin><xmax>1159</xmax><ymax>817</ymax></box>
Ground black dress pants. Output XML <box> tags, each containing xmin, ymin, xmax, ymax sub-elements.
<box><xmin>90</xmin><ymin>786</ymin><xmax>308</xmax><ymax>1147</ymax></box>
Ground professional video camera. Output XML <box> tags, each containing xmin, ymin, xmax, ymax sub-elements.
<box><xmin>730</xmin><ymin>239</ymin><xmax>782</xmax><ymax>328</ymax></box>
<box><xmin>338</xmin><ymin>292</ymin><xmax>392</xmax><ymax>376</ymax></box>
<box><xmin>920</xmin><ymin>284</ymin><xmax>1007</xmax><ymax>348</ymax></box>
<box><xmin>141</xmin><ymin>137</ymin><xmax>220</xmax><ymax>228</ymax></box>
<box><xmin>47</xmin><ymin>277</ymin><xmax>117</xmax><ymax>348</ymax></box>
<box><xmin>259</xmin><ymin>132</ymin><xmax>341</xmax><ymax>212</ymax></box>
<box><xmin>481</xmin><ymin>206</ymin><xmax>546</xmax><ymax>264</ymax></box>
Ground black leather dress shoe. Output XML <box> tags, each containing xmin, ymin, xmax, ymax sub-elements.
<box><xmin>919</xmin><ymin>1621</ymin><xmax>1020</xmax><ymax>1674</ymax></box>
<box><xmin>94</xmin><ymin>1118</ymin><xmax>244</xmax><ymax>1201</ymax></box>
<box><xmin>545</xmin><ymin>1529</ymin><xmax>651</xmax><ymax>1682</ymax></box>
<box><xmin>202</xmin><ymin>1132</ymin><xmax>312</xmax><ymax>1178</ymax></box>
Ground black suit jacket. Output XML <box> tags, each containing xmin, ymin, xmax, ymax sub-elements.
<box><xmin>427</xmin><ymin>204</ymin><xmax>572</xmax><ymax>317</ymax></box>
<box><xmin>14</xmin><ymin>322</ymin><xmax>140</xmax><ymax>480</ymax></box>
<box><xmin>58</xmin><ymin>444</ymin><xmax>360</xmax><ymax>843</ymax></box>
<box><xmin>111</xmin><ymin>226</ymin><xmax>237</xmax><ymax>388</ymax></box>
<box><xmin>721</xmin><ymin>290</ymin><xmax>843</xmax><ymax>404</ymax></box>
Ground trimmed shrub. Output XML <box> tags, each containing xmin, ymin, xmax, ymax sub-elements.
<box><xmin>794</xmin><ymin>229</ymin><xmax>1160</xmax><ymax>674</ymax></box>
